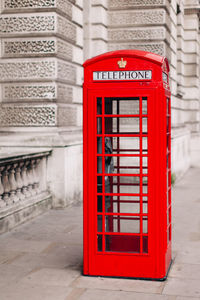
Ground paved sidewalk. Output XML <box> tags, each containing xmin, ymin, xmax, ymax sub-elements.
<box><xmin>0</xmin><ymin>168</ymin><xmax>200</xmax><ymax>300</ymax></box>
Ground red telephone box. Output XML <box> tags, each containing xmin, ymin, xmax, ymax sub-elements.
<box><xmin>83</xmin><ymin>50</ymin><xmax>172</xmax><ymax>280</ymax></box>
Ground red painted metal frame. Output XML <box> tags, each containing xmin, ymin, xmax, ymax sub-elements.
<box><xmin>83</xmin><ymin>50</ymin><xmax>171</xmax><ymax>280</ymax></box>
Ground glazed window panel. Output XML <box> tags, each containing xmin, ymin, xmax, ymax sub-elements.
<box><xmin>104</xmin><ymin>117</ymin><xmax>140</xmax><ymax>134</ymax></box>
<box><xmin>105</xmin><ymin>216</ymin><xmax>140</xmax><ymax>233</ymax></box>
<box><xmin>104</xmin><ymin>97</ymin><xmax>140</xmax><ymax>115</ymax></box>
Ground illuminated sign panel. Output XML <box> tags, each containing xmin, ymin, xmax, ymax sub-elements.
<box><xmin>93</xmin><ymin>70</ymin><xmax>152</xmax><ymax>81</ymax></box>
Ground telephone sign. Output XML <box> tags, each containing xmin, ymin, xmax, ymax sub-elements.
<box><xmin>83</xmin><ymin>50</ymin><xmax>172</xmax><ymax>280</ymax></box>
<box><xmin>93</xmin><ymin>70</ymin><xmax>152</xmax><ymax>81</ymax></box>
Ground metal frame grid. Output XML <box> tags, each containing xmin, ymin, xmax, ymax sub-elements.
<box><xmin>96</xmin><ymin>96</ymin><xmax>149</xmax><ymax>254</ymax></box>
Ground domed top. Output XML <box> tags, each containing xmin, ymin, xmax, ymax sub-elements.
<box><xmin>83</xmin><ymin>49</ymin><xmax>169</xmax><ymax>72</ymax></box>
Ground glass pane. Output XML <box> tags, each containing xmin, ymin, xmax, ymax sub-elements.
<box><xmin>142</xmin><ymin>118</ymin><xmax>148</xmax><ymax>133</ymax></box>
<box><xmin>142</xmin><ymin>137</ymin><xmax>148</xmax><ymax>153</ymax></box>
<box><xmin>97</xmin><ymin>118</ymin><xmax>102</xmax><ymax>134</ymax></box>
<box><xmin>142</xmin><ymin>176</ymin><xmax>148</xmax><ymax>194</ymax></box>
<box><xmin>112</xmin><ymin>136</ymin><xmax>140</xmax><ymax>154</ymax></box>
<box><xmin>105</xmin><ymin>97</ymin><xmax>140</xmax><ymax>115</ymax></box>
<box><xmin>105</xmin><ymin>117</ymin><xmax>140</xmax><ymax>134</ymax></box>
<box><xmin>97</xmin><ymin>176</ymin><xmax>102</xmax><ymax>192</ymax></box>
<box><xmin>97</xmin><ymin>156</ymin><xmax>102</xmax><ymax>173</ymax></box>
<box><xmin>110</xmin><ymin>156</ymin><xmax>140</xmax><ymax>174</ymax></box>
<box><xmin>143</xmin><ymin>236</ymin><xmax>148</xmax><ymax>253</ymax></box>
<box><xmin>105</xmin><ymin>235</ymin><xmax>140</xmax><ymax>253</ymax></box>
<box><xmin>104</xmin><ymin>175</ymin><xmax>140</xmax><ymax>194</ymax></box>
<box><xmin>97</xmin><ymin>215</ymin><xmax>102</xmax><ymax>232</ymax></box>
<box><xmin>97</xmin><ymin>235</ymin><xmax>102</xmax><ymax>251</ymax></box>
<box><xmin>142</xmin><ymin>157</ymin><xmax>148</xmax><ymax>174</ymax></box>
<box><xmin>105</xmin><ymin>216</ymin><xmax>140</xmax><ymax>233</ymax></box>
<box><xmin>97</xmin><ymin>137</ymin><xmax>102</xmax><ymax>154</ymax></box>
<box><xmin>97</xmin><ymin>97</ymin><xmax>102</xmax><ymax>114</ymax></box>
<box><xmin>142</xmin><ymin>97</ymin><xmax>147</xmax><ymax>114</ymax></box>
<box><xmin>113</xmin><ymin>201</ymin><xmax>140</xmax><ymax>214</ymax></box>
<box><xmin>143</xmin><ymin>217</ymin><xmax>148</xmax><ymax>233</ymax></box>
<box><xmin>97</xmin><ymin>195</ymin><xmax>102</xmax><ymax>212</ymax></box>
<box><xmin>143</xmin><ymin>202</ymin><xmax>148</xmax><ymax>214</ymax></box>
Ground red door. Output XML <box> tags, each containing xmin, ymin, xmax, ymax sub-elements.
<box><xmin>84</xmin><ymin>86</ymin><xmax>160</xmax><ymax>279</ymax></box>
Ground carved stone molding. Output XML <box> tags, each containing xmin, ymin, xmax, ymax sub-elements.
<box><xmin>0</xmin><ymin>105</ymin><xmax>57</xmax><ymax>126</ymax></box>
<box><xmin>108</xmin><ymin>27</ymin><xmax>165</xmax><ymax>41</ymax></box>
<box><xmin>3</xmin><ymin>0</ymin><xmax>55</xmax><ymax>8</ymax></box>
<box><xmin>2</xmin><ymin>37</ymin><xmax>73</xmax><ymax>60</ymax></box>
<box><xmin>108</xmin><ymin>0</ymin><xmax>165</xmax><ymax>9</ymax></box>
<box><xmin>108</xmin><ymin>10</ymin><xmax>165</xmax><ymax>26</ymax></box>
<box><xmin>2</xmin><ymin>83</ymin><xmax>57</xmax><ymax>101</ymax></box>
<box><xmin>2</xmin><ymin>82</ymin><xmax>74</xmax><ymax>103</ymax></box>
<box><xmin>2</xmin><ymin>38</ymin><xmax>56</xmax><ymax>57</ymax></box>
<box><xmin>0</xmin><ymin>14</ymin><xmax>55</xmax><ymax>34</ymax></box>
<box><xmin>0</xmin><ymin>59</ymin><xmax>56</xmax><ymax>81</ymax></box>
<box><xmin>0</xmin><ymin>13</ymin><xmax>76</xmax><ymax>44</ymax></box>
<box><xmin>2</xmin><ymin>0</ymin><xmax>72</xmax><ymax>19</ymax></box>
<box><xmin>0</xmin><ymin>58</ymin><xmax>76</xmax><ymax>83</ymax></box>
<box><xmin>108</xmin><ymin>42</ymin><xmax>165</xmax><ymax>56</ymax></box>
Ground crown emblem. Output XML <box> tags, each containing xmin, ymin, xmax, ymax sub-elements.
<box><xmin>117</xmin><ymin>58</ymin><xmax>127</xmax><ymax>68</ymax></box>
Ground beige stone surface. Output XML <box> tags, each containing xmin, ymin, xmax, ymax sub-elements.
<box><xmin>0</xmin><ymin>168</ymin><xmax>199</xmax><ymax>299</ymax></box>
<box><xmin>79</xmin><ymin>289</ymin><xmax>176</xmax><ymax>300</ymax></box>
<box><xmin>163</xmin><ymin>277</ymin><xmax>200</xmax><ymax>298</ymax></box>
<box><xmin>73</xmin><ymin>276</ymin><xmax>164</xmax><ymax>293</ymax></box>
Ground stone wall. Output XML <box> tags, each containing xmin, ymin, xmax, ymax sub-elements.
<box><xmin>0</xmin><ymin>0</ymin><xmax>83</xmax><ymax>127</ymax></box>
<box><xmin>106</xmin><ymin>0</ymin><xmax>200</xmax><ymax>177</ymax></box>
<box><xmin>83</xmin><ymin>0</ymin><xmax>108</xmax><ymax>60</ymax></box>
<box><xmin>0</xmin><ymin>0</ymin><xmax>84</xmax><ymax>210</ymax></box>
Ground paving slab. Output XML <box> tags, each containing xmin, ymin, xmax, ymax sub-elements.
<box><xmin>0</xmin><ymin>168</ymin><xmax>200</xmax><ymax>299</ymax></box>
<box><xmin>0</xmin><ymin>237</ymin><xmax>51</xmax><ymax>253</ymax></box>
<box><xmin>0</xmin><ymin>264</ymin><xmax>30</xmax><ymax>288</ymax></box>
<box><xmin>78</xmin><ymin>289</ymin><xmax>177</xmax><ymax>300</ymax></box>
<box><xmin>168</xmin><ymin>262</ymin><xmax>200</xmax><ymax>279</ymax></box>
<box><xmin>0</xmin><ymin>250</ymin><xmax>24</xmax><ymax>264</ymax></box>
<box><xmin>0</xmin><ymin>282</ymin><xmax>72</xmax><ymax>300</ymax></box>
<box><xmin>20</xmin><ymin>267</ymin><xmax>80</xmax><ymax>287</ymax></box>
<box><xmin>73</xmin><ymin>276</ymin><xmax>164</xmax><ymax>294</ymax></box>
<box><xmin>162</xmin><ymin>277</ymin><xmax>200</xmax><ymax>298</ymax></box>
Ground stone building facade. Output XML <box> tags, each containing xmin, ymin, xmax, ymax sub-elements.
<box><xmin>0</xmin><ymin>0</ymin><xmax>200</xmax><ymax>232</ymax></box>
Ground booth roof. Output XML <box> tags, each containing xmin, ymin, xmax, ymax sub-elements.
<box><xmin>83</xmin><ymin>49</ymin><xmax>168</xmax><ymax>70</ymax></box>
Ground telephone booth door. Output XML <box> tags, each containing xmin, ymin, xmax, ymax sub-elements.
<box><xmin>83</xmin><ymin>50</ymin><xmax>172</xmax><ymax>280</ymax></box>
